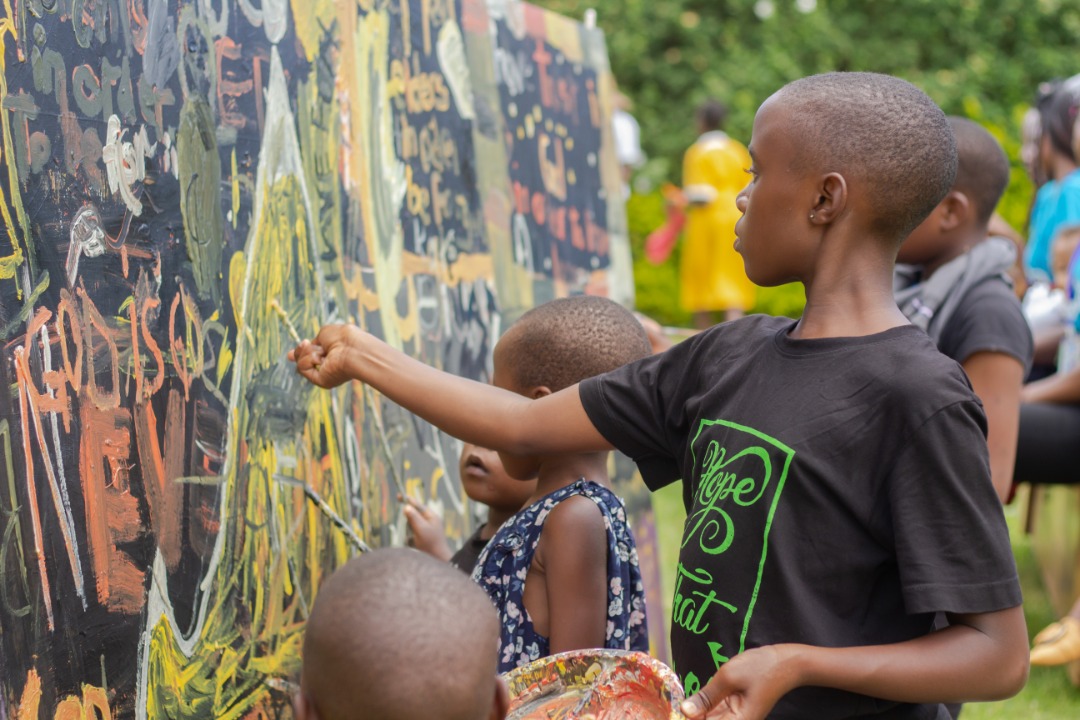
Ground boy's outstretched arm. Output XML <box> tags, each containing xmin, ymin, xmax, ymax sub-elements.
<box><xmin>288</xmin><ymin>325</ymin><xmax>612</xmax><ymax>455</ymax></box>
<box><xmin>681</xmin><ymin>605</ymin><xmax>1028</xmax><ymax>720</ymax></box>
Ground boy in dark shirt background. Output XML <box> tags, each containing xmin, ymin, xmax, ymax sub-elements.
<box><xmin>895</xmin><ymin>117</ymin><xmax>1034</xmax><ymax>501</ymax></box>
<box><xmin>290</xmin><ymin>73</ymin><xmax>1028</xmax><ymax>719</ymax></box>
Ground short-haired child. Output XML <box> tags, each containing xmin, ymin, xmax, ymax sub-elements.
<box><xmin>404</xmin><ymin>443</ymin><xmax>536</xmax><ymax>574</ymax></box>
<box><xmin>895</xmin><ymin>116</ymin><xmax>1033</xmax><ymax>502</ymax></box>
<box><xmin>292</xmin><ymin>295</ymin><xmax>653</xmax><ymax>673</ymax></box>
<box><xmin>294</xmin><ymin>547</ymin><xmax>507</xmax><ymax>720</ymax></box>
<box><xmin>291</xmin><ymin>73</ymin><xmax>1028</xmax><ymax>719</ymax></box>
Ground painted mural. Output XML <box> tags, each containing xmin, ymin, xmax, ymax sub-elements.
<box><xmin>0</xmin><ymin>0</ymin><xmax>645</xmax><ymax>717</ymax></box>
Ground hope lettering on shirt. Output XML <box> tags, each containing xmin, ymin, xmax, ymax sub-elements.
<box><xmin>672</xmin><ymin>418</ymin><xmax>795</xmax><ymax>686</ymax></box>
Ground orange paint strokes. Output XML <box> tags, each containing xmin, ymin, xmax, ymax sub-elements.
<box><xmin>168</xmin><ymin>284</ymin><xmax>204</xmax><ymax>401</ymax></box>
<box><xmin>136</xmin><ymin>271</ymin><xmax>165</xmax><ymax>399</ymax></box>
<box><xmin>56</xmin><ymin>289</ymin><xmax>84</xmax><ymax>393</ymax></box>
<box><xmin>18</xmin><ymin>307</ymin><xmax>73</xmax><ymax>425</ymax></box>
<box><xmin>15</xmin><ymin>334</ymin><xmax>88</xmax><ymax>607</ymax></box>
<box><xmin>16</xmin><ymin>668</ymin><xmax>41</xmax><ymax>720</ymax></box>
<box><xmin>78</xmin><ymin>286</ymin><xmax>121</xmax><ymax>411</ymax></box>
<box><xmin>53</xmin><ymin>698</ymin><xmax>81</xmax><ymax>720</ymax></box>
<box><xmin>133</xmin><ymin>388</ymin><xmax>185</xmax><ymax>572</ymax></box>
<box><xmin>13</xmin><ymin>347</ymin><xmax>53</xmax><ymax>631</ymax></box>
<box><xmin>128</xmin><ymin>293</ymin><xmax>143</xmax><ymax>402</ymax></box>
<box><xmin>80</xmin><ymin>403</ymin><xmax>145</xmax><ymax>613</ymax></box>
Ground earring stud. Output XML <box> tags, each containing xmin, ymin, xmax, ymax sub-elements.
<box><xmin>809</xmin><ymin>212</ymin><xmax>815</xmax><ymax>219</ymax></box>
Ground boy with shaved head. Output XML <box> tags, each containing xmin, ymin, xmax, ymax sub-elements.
<box><xmin>292</xmin><ymin>73</ymin><xmax>1028</xmax><ymax>719</ymax></box>
<box><xmin>293</xmin><ymin>548</ymin><xmax>507</xmax><ymax>720</ymax></box>
<box><xmin>896</xmin><ymin>117</ymin><xmax>1033</xmax><ymax>502</ymax></box>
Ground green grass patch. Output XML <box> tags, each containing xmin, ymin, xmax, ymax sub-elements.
<box><xmin>650</xmin><ymin>485</ymin><xmax>1080</xmax><ymax>717</ymax></box>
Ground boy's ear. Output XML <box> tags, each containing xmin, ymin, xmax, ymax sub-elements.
<box><xmin>489</xmin><ymin>677</ymin><xmax>510</xmax><ymax>720</ymax></box>
<box><xmin>530</xmin><ymin>386</ymin><xmax>552</xmax><ymax>400</ymax></box>
<box><xmin>809</xmin><ymin>172</ymin><xmax>848</xmax><ymax>225</ymax></box>
<box><xmin>939</xmin><ymin>190</ymin><xmax>970</xmax><ymax>230</ymax></box>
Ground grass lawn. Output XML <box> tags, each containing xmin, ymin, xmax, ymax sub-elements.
<box><xmin>649</xmin><ymin>484</ymin><xmax>1080</xmax><ymax>718</ymax></box>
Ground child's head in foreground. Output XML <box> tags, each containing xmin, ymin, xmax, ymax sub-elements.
<box><xmin>736</xmin><ymin>72</ymin><xmax>957</xmax><ymax>286</ymax></box>
<box><xmin>295</xmin><ymin>548</ymin><xmax>505</xmax><ymax>720</ymax></box>
<box><xmin>897</xmin><ymin>117</ymin><xmax>1010</xmax><ymax>267</ymax></box>
<box><xmin>492</xmin><ymin>295</ymin><xmax>651</xmax><ymax>478</ymax></box>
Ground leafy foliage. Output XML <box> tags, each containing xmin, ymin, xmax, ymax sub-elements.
<box><xmin>544</xmin><ymin>0</ymin><xmax>1080</xmax><ymax>322</ymax></box>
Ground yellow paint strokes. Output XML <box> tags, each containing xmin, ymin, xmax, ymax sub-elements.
<box><xmin>216</xmin><ymin>341</ymin><xmax>233</xmax><ymax>386</ymax></box>
<box><xmin>400</xmin><ymin>248</ymin><xmax>495</xmax><ymax>284</ymax></box>
<box><xmin>0</xmin><ymin>7</ymin><xmax>30</xmax><ymax>285</ymax></box>
<box><xmin>145</xmin><ymin>129</ymin><xmax>345</xmax><ymax>720</ymax></box>
<box><xmin>17</xmin><ymin>668</ymin><xmax>41</xmax><ymax>720</ymax></box>
<box><xmin>275</xmin><ymin>500</ymin><xmax>293</xmax><ymax>596</ymax></box>
<box><xmin>228</xmin><ymin>251</ymin><xmax>246</xmax><ymax>327</ymax></box>
<box><xmin>231</xmin><ymin>150</ymin><xmax>240</xmax><ymax>229</ymax></box>
<box><xmin>289</xmin><ymin>0</ymin><xmax>335</xmax><ymax>61</ymax></box>
<box><xmin>349</xmin><ymin>9</ymin><xmax>408</xmax><ymax>350</ymax></box>
<box><xmin>544</xmin><ymin>10</ymin><xmax>585</xmax><ymax>64</ymax></box>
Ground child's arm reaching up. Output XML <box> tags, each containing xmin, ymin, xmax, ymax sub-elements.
<box><xmin>680</xmin><ymin>605</ymin><xmax>1028</xmax><ymax>720</ymax></box>
<box><xmin>288</xmin><ymin>325</ymin><xmax>612</xmax><ymax>456</ymax></box>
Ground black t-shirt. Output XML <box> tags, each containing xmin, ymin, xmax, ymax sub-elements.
<box><xmin>936</xmin><ymin>277</ymin><xmax>1033</xmax><ymax>374</ymax></box>
<box><xmin>579</xmin><ymin>316</ymin><xmax>1021</xmax><ymax>720</ymax></box>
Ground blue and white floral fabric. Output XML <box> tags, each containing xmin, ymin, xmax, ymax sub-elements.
<box><xmin>471</xmin><ymin>479</ymin><xmax>649</xmax><ymax>673</ymax></box>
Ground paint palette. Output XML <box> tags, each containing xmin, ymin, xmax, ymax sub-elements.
<box><xmin>504</xmin><ymin>650</ymin><xmax>688</xmax><ymax>720</ymax></box>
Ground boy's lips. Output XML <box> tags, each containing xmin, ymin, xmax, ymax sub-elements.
<box><xmin>463</xmin><ymin>453</ymin><xmax>489</xmax><ymax>478</ymax></box>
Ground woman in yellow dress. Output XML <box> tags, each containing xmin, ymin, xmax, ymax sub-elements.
<box><xmin>679</xmin><ymin>100</ymin><xmax>757</xmax><ymax>328</ymax></box>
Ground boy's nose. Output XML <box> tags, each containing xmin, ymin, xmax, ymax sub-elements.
<box><xmin>735</xmin><ymin>192</ymin><xmax>748</xmax><ymax>212</ymax></box>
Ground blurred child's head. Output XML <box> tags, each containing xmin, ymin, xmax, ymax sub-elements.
<box><xmin>898</xmin><ymin>117</ymin><xmax>1010</xmax><ymax>267</ymax></box>
<box><xmin>1051</xmin><ymin>225</ymin><xmax>1080</xmax><ymax>289</ymax></box>
<box><xmin>460</xmin><ymin>442</ymin><xmax>536</xmax><ymax>515</ymax></box>
<box><xmin>492</xmin><ymin>296</ymin><xmax>651</xmax><ymax>478</ymax></box>
<box><xmin>1039</xmin><ymin>80</ymin><xmax>1080</xmax><ymax>178</ymax></box>
<box><xmin>295</xmin><ymin>548</ymin><xmax>506</xmax><ymax>720</ymax></box>
<box><xmin>695</xmin><ymin>99</ymin><xmax>727</xmax><ymax>135</ymax></box>
<box><xmin>734</xmin><ymin>72</ymin><xmax>956</xmax><ymax>286</ymax></box>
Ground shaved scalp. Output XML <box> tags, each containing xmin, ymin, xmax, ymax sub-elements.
<box><xmin>302</xmin><ymin>548</ymin><xmax>499</xmax><ymax>720</ymax></box>
<box><xmin>501</xmin><ymin>295</ymin><xmax>652</xmax><ymax>393</ymax></box>
<box><xmin>948</xmin><ymin>117</ymin><xmax>1010</xmax><ymax>225</ymax></box>
<box><xmin>778</xmin><ymin>72</ymin><xmax>957</xmax><ymax>241</ymax></box>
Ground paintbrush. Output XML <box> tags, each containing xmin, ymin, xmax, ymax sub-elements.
<box><xmin>270</xmin><ymin>298</ymin><xmax>303</xmax><ymax>344</ymax></box>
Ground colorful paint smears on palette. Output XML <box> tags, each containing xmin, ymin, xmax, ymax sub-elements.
<box><xmin>0</xmin><ymin>0</ymin><xmax>653</xmax><ymax>716</ymax></box>
<box><xmin>505</xmin><ymin>650</ymin><xmax>687</xmax><ymax>720</ymax></box>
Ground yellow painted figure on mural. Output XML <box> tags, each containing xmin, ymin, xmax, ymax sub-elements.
<box><xmin>679</xmin><ymin>100</ymin><xmax>757</xmax><ymax>328</ymax></box>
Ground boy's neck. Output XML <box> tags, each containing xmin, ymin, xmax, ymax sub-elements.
<box><xmin>797</xmin><ymin>235</ymin><xmax>908</xmax><ymax>340</ymax></box>
<box><xmin>482</xmin><ymin>508</ymin><xmax>516</xmax><ymax>539</ymax></box>
<box><xmin>529</xmin><ymin>451</ymin><xmax>611</xmax><ymax>503</ymax></box>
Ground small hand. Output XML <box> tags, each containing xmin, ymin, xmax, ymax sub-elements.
<box><xmin>400</xmin><ymin>495</ymin><xmax>453</xmax><ymax>562</ymax></box>
<box><xmin>287</xmin><ymin>324</ymin><xmax>366</xmax><ymax>389</ymax></box>
<box><xmin>680</xmin><ymin>646</ymin><xmax>798</xmax><ymax>720</ymax></box>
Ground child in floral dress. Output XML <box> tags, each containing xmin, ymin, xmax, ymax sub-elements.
<box><xmin>469</xmin><ymin>296</ymin><xmax>651</xmax><ymax>672</ymax></box>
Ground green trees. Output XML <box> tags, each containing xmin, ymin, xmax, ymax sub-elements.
<box><xmin>545</xmin><ymin>0</ymin><xmax>1080</xmax><ymax>323</ymax></box>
